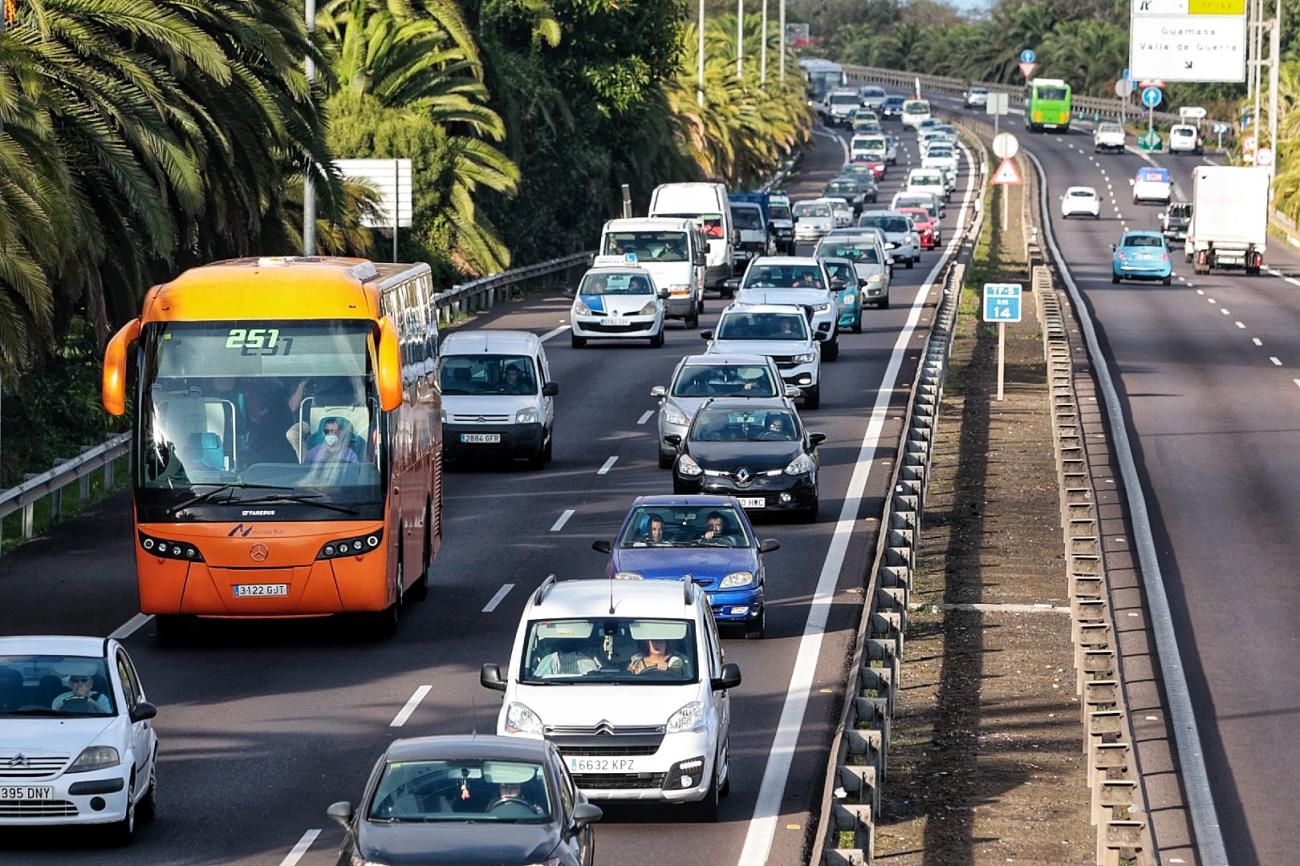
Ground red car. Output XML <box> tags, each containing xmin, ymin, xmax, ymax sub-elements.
<box><xmin>898</xmin><ymin>206</ymin><xmax>940</xmax><ymax>250</ymax></box>
<box><xmin>850</xmin><ymin>156</ymin><xmax>886</xmax><ymax>182</ymax></box>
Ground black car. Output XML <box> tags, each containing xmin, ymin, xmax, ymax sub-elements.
<box><xmin>328</xmin><ymin>735</ymin><xmax>601</xmax><ymax>866</ymax></box>
<box><xmin>1160</xmin><ymin>201</ymin><xmax>1193</xmax><ymax>246</ymax></box>
<box><xmin>666</xmin><ymin>398</ymin><xmax>824</xmax><ymax>521</ymax></box>
<box><xmin>880</xmin><ymin>95</ymin><xmax>905</xmax><ymax>120</ymax></box>
<box><xmin>824</xmin><ymin>176</ymin><xmax>875</xmax><ymax>212</ymax></box>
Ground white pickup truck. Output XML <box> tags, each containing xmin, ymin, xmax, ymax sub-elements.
<box><xmin>1093</xmin><ymin>122</ymin><xmax>1126</xmax><ymax>154</ymax></box>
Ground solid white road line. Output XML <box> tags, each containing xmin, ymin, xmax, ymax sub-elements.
<box><xmin>637</xmin><ymin>410</ymin><xmax>654</xmax><ymax>425</ymax></box>
<box><xmin>1270</xmin><ymin>356</ymin><xmax>1283</xmax><ymax>366</ymax></box>
<box><xmin>109</xmin><ymin>613</ymin><xmax>154</xmax><ymax>641</ymax></box>
<box><xmin>1286</xmin><ymin>277</ymin><xmax>1300</xmax><ymax>288</ymax></box>
<box><xmin>549</xmin><ymin>509</ymin><xmax>575</xmax><ymax>532</ymax></box>
<box><xmin>736</xmin><ymin>143</ymin><xmax>978</xmax><ymax>866</ymax></box>
<box><xmin>813</xmin><ymin>127</ymin><xmax>851</xmax><ymax>164</ymax></box>
<box><xmin>278</xmin><ymin>830</ymin><xmax>321</xmax><ymax>866</ymax></box>
<box><xmin>596</xmin><ymin>456</ymin><xmax>618</xmax><ymax>476</ymax></box>
<box><xmin>482</xmin><ymin>583</ymin><xmax>516</xmax><ymax>613</ymax></box>
<box><xmin>390</xmin><ymin>685</ymin><xmax>433</xmax><ymax>728</ymax></box>
<box><xmin>540</xmin><ymin>324</ymin><xmax>570</xmax><ymax>343</ymax></box>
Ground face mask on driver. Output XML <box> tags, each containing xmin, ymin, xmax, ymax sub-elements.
<box><xmin>324</xmin><ymin>433</ymin><xmax>340</xmax><ymax>448</ymax></box>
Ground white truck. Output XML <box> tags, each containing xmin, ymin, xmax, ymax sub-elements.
<box><xmin>1187</xmin><ymin>166</ymin><xmax>1269</xmax><ymax>275</ymax></box>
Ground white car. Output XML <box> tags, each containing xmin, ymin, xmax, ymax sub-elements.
<box><xmin>827</xmin><ymin>198</ymin><xmax>854</xmax><ymax>228</ymax></box>
<box><xmin>570</xmin><ymin>261</ymin><xmax>666</xmax><ymax>348</ymax></box>
<box><xmin>1132</xmin><ymin>167</ymin><xmax>1173</xmax><ymax>205</ymax></box>
<box><xmin>705</xmin><ymin>303</ymin><xmax>823</xmax><ymax>409</ymax></box>
<box><xmin>922</xmin><ymin>145</ymin><xmax>959</xmax><ymax>191</ymax></box>
<box><xmin>901</xmin><ymin>98</ymin><xmax>932</xmax><ymax>129</ymax></box>
<box><xmin>1061</xmin><ymin>186</ymin><xmax>1102</xmax><ymax>219</ymax></box>
<box><xmin>964</xmin><ymin>86</ymin><xmax>989</xmax><ymax>108</ymax></box>
<box><xmin>793</xmin><ymin>199</ymin><xmax>835</xmax><ymax>242</ymax></box>
<box><xmin>481</xmin><ymin>577</ymin><xmax>740</xmax><ymax>819</ymax></box>
<box><xmin>814</xmin><ymin>229</ymin><xmax>893</xmax><ymax>309</ymax></box>
<box><xmin>735</xmin><ymin>256</ymin><xmax>842</xmax><ymax>360</ymax></box>
<box><xmin>1093</xmin><ymin>122</ymin><xmax>1126</xmax><ymax>153</ymax></box>
<box><xmin>0</xmin><ymin>636</ymin><xmax>158</xmax><ymax>841</ymax></box>
<box><xmin>1168</xmin><ymin>123</ymin><xmax>1203</xmax><ymax>155</ymax></box>
<box><xmin>858</xmin><ymin>210</ymin><xmax>920</xmax><ymax>268</ymax></box>
<box><xmin>905</xmin><ymin>167</ymin><xmax>949</xmax><ymax>203</ymax></box>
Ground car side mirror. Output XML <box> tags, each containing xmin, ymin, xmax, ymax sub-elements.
<box><xmin>663</xmin><ymin>434</ymin><xmax>682</xmax><ymax>447</ymax></box>
<box><xmin>480</xmin><ymin>663</ymin><xmax>507</xmax><ymax>692</ymax></box>
<box><xmin>129</xmin><ymin>701</ymin><xmax>158</xmax><ymax>723</ymax></box>
<box><xmin>542</xmin><ymin>381</ymin><xmax>559</xmax><ymax>397</ymax></box>
<box><xmin>1128</xmin><ymin>179</ymin><xmax>1135</xmax><ymax>186</ymax></box>
<box><xmin>650</xmin><ymin>385</ymin><xmax>667</xmax><ymax>398</ymax></box>
<box><xmin>326</xmin><ymin>801</ymin><xmax>354</xmax><ymax>830</ymax></box>
<box><xmin>758</xmin><ymin>538</ymin><xmax>781</xmax><ymax>553</ymax></box>
<box><xmin>591</xmin><ymin>540</ymin><xmax>612</xmax><ymax>555</ymax></box>
<box><xmin>695</xmin><ymin>252</ymin><xmax>708</xmax><ymax>266</ymax></box>
<box><xmin>711</xmin><ymin>662</ymin><xmax>742</xmax><ymax>691</ymax></box>
<box><xmin>859</xmin><ymin>278</ymin><xmax>870</xmax><ymax>287</ymax></box>
<box><xmin>572</xmin><ymin>801</ymin><xmax>603</xmax><ymax>827</ymax></box>
<box><xmin>808</xmin><ymin>432</ymin><xmax>828</xmax><ymax>448</ymax></box>
<box><xmin>784</xmin><ymin>385</ymin><xmax>803</xmax><ymax>398</ymax></box>
<box><xmin>700</xmin><ymin>330</ymin><xmax>713</xmax><ymax>341</ymax></box>
<box><xmin>1110</xmin><ymin>243</ymin><xmax>1117</xmax><ymax>251</ymax></box>
<box><xmin>1157</xmin><ymin>213</ymin><xmax>1166</xmax><ymax>221</ymax></box>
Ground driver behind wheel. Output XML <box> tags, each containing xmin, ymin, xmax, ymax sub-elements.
<box><xmin>51</xmin><ymin>659</ymin><xmax>111</xmax><ymax>713</ymax></box>
<box><xmin>484</xmin><ymin>763</ymin><xmax>546</xmax><ymax>818</ymax></box>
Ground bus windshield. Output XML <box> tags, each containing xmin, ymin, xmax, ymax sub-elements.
<box><xmin>1034</xmin><ymin>86</ymin><xmax>1069</xmax><ymax>101</ymax></box>
<box><xmin>135</xmin><ymin>320</ymin><xmax>382</xmax><ymax>520</ymax></box>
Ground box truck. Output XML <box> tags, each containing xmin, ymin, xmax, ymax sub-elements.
<box><xmin>1187</xmin><ymin>166</ymin><xmax>1269</xmax><ymax>275</ymax></box>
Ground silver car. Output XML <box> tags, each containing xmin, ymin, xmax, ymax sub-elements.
<box><xmin>651</xmin><ymin>354</ymin><xmax>793</xmax><ymax>468</ymax></box>
<box><xmin>857</xmin><ymin>210</ymin><xmax>920</xmax><ymax>268</ymax></box>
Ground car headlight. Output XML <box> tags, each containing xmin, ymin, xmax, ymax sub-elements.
<box><xmin>677</xmin><ymin>454</ymin><xmax>703</xmax><ymax>477</ymax></box>
<box><xmin>614</xmin><ymin>571</ymin><xmax>644</xmax><ymax>580</ymax></box>
<box><xmin>666</xmin><ymin>701</ymin><xmax>707</xmax><ymax>733</ymax></box>
<box><xmin>573</xmin><ymin>299</ymin><xmax>591</xmax><ymax>316</ymax></box>
<box><xmin>66</xmin><ymin>746</ymin><xmax>120</xmax><ymax>774</ymax></box>
<box><xmin>813</xmin><ymin>303</ymin><xmax>830</xmax><ymax>312</ymax></box>
<box><xmin>439</xmin><ymin>408</ymin><xmax>448</xmax><ymax>424</ymax></box>
<box><xmin>785</xmin><ymin>453</ymin><xmax>816</xmax><ymax>475</ymax></box>
<box><xmin>663</xmin><ymin>405</ymin><xmax>689</xmax><ymax>426</ymax></box>
<box><xmin>504</xmin><ymin>702</ymin><xmax>543</xmax><ymax>736</ymax></box>
<box><xmin>794</xmin><ymin>352</ymin><xmax>816</xmax><ymax>364</ymax></box>
<box><xmin>515</xmin><ymin>407</ymin><xmax>538</xmax><ymax>424</ymax></box>
<box><xmin>720</xmin><ymin>571</ymin><xmax>755</xmax><ymax>588</ymax></box>
<box><xmin>638</xmin><ymin>301</ymin><xmax>658</xmax><ymax>316</ymax></box>
<box><xmin>842</xmin><ymin>293</ymin><xmax>856</xmax><ymax>305</ymax></box>
<box><xmin>867</xmin><ymin>273</ymin><xmax>884</xmax><ymax>284</ymax></box>
<box><xmin>908</xmin><ymin>234</ymin><xmax>918</xmax><ymax>244</ymax></box>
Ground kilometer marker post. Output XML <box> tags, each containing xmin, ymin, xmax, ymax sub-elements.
<box><xmin>982</xmin><ymin>283</ymin><xmax>1023</xmax><ymax>401</ymax></box>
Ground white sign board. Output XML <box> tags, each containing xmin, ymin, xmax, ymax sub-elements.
<box><xmin>335</xmin><ymin>158</ymin><xmax>414</xmax><ymax>229</ymax></box>
<box><xmin>1130</xmin><ymin>14</ymin><xmax>1246</xmax><ymax>82</ymax></box>
<box><xmin>985</xmin><ymin>92</ymin><xmax>1010</xmax><ymax>116</ymax></box>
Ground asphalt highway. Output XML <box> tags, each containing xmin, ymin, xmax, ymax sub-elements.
<box><xmin>0</xmin><ymin>121</ymin><xmax>977</xmax><ymax>865</ymax></box>
<box><xmin>934</xmin><ymin>94</ymin><xmax>1300</xmax><ymax>866</ymax></box>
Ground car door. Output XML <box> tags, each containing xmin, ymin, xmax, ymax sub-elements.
<box><xmin>114</xmin><ymin>648</ymin><xmax>154</xmax><ymax>796</ymax></box>
<box><xmin>702</xmin><ymin>606</ymin><xmax>729</xmax><ymax>756</ymax></box>
<box><xmin>552</xmin><ymin>749</ymin><xmax>593</xmax><ymax>865</ymax></box>
<box><xmin>537</xmin><ymin>348</ymin><xmax>555</xmax><ymax>433</ymax></box>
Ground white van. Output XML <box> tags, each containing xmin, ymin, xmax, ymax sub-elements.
<box><xmin>481</xmin><ymin>577</ymin><xmax>740</xmax><ymax>820</ymax></box>
<box><xmin>649</xmin><ymin>182</ymin><xmax>736</xmax><ymax>293</ymax></box>
<box><xmin>851</xmin><ymin>134</ymin><xmax>888</xmax><ymax>165</ymax></box>
<box><xmin>600</xmin><ymin>217</ymin><xmax>708</xmax><ymax>328</ymax></box>
<box><xmin>901</xmin><ymin>99</ymin><xmax>932</xmax><ymax>129</ymax></box>
<box><xmin>438</xmin><ymin>330</ymin><xmax>558</xmax><ymax>467</ymax></box>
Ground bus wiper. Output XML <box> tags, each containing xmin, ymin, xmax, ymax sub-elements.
<box><xmin>167</xmin><ymin>483</ymin><xmax>293</xmax><ymax>516</ymax></box>
<box><xmin>234</xmin><ymin>493</ymin><xmax>359</xmax><ymax>516</ymax></box>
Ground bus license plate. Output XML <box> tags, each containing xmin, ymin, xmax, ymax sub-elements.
<box><xmin>460</xmin><ymin>433</ymin><xmax>501</xmax><ymax>444</ymax></box>
<box><xmin>0</xmin><ymin>786</ymin><xmax>54</xmax><ymax>800</ymax></box>
<box><xmin>566</xmin><ymin>757</ymin><xmax>636</xmax><ymax>773</ymax></box>
<box><xmin>738</xmin><ymin>497</ymin><xmax>766</xmax><ymax>508</ymax></box>
<box><xmin>233</xmin><ymin>584</ymin><xmax>288</xmax><ymax>597</ymax></box>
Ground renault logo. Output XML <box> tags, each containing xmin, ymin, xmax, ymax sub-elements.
<box><xmin>8</xmin><ymin>754</ymin><xmax>27</xmax><ymax>768</ymax></box>
<box><xmin>736</xmin><ymin>467</ymin><xmax>752</xmax><ymax>484</ymax></box>
<box><xmin>249</xmin><ymin>543</ymin><xmax>269</xmax><ymax>563</ymax></box>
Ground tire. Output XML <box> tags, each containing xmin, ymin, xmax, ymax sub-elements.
<box><xmin>137</xmin><ymin>758</ymin><xmax>157</xmax><ymax>823</ymax></box>
<box><xmin>542</xmin><ymin>432</ymin><xmax>554</xmax><ymax>464</ymax></box>
<box><xmin>744</xmin><ymin>607</ymin><xmax>766</xmax><ymax>640</ymax></box>
<box><xmin>802</xmin><ymin>385</ymin><xmax>820</xmax><ymax>410</ymax></box>
<box><xmin>1162</xmin><ymin>275</ymin><xmax>1172</xmax><ymax>285</ymax></box>
<box><xmin>650</xmin><ymin>329</ymin><xmax>665</xmax><ymax>349</ymax></box>
<box><xmin>722</xmin><ymin>285</ymin><xmax>734</xmax><ymax>299</ymax></box>
<box><xmin>852</xmin><ymin>317</ymin><xmax>863</xmax><ymax>334</ymax></box>
<box><xmin>1111</xmin><ymin>273</ymin><xmax>1121</xmax><ymax>284</ymax></box>
<box><xmin>718</xmin><ymin>739</ymin><xmax>732</xmax><ymax>797</ymax></box>
<box><xmin>694</xmin><ymin>760</ymin><xmax>720</xmax><ymax>822</ymax></box>
<box><xmin>877</xmin><ymin>295</ymin><xmax>890</xmax><ymax>310</ymax></box>
<box><xmin>570</xmin><ymin>333</ymin><xmax>586</xmax><ymax>349</ymax></box>
<box><xmin>906</xmin><ymin>258</ymin><xmax>915</xmax><ymax>269</ymax></box>
<box><xmin>685</xmin><ymin>310</ymin><xmax>699</xmax><ymax>330</ymax></box>
<box><xmin>823</xmin><ymin>337</ymin><xmax>840</xmax><ymax>362</ymax></box>
<box><xmin>408</xmin><ymin>504</ymin><xmax>432</xmax><ymax>602</ymax></box>
<box><xmin>108</xmin><ymin>772</ymin><xmax>137</xmax><ymax>845</ymax></box>
<box><xmin>658</xmin><ymin>450</ymin><xmax>675</xmax><ymax>470</ymax></box>
<box><xmin>367</xmin><ymin>554</ymin><xmax>402</xmax><ymax>637</ymax></box>
<box><xmin>801</xmin><ymin>496</ymin><xmax>820</xmax><ymax>523</ymax></box>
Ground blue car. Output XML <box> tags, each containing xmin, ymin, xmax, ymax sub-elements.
<box><xmin>820</xmin><ymin>256</ymin><xmax>864</xmax><ymax>333</ymax></box>
<box><xmin>592</xmin><ymin>495</ymin><xmax>779</xmax><ymax>638</ymax></box>
<box><xmin>1111</xmin><ymin>231</ymin><xmax>1172</xmax><ymax>285</ymax></box>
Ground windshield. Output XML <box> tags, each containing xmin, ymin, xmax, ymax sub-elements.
<box><xmin>136</xmin><ymin>320</ymin><xmax>382</xmax><ymax>519</ymax></box>
<box><xmin>439</xmin><ymin>355</ymin><xmax>537</xmax><ymax>396</ymax></box>
<box><xmin>743</xmin><ymin>263</ymin><xmax>825</xmax><ymax>290</ymax></box>
<box><xmin>520</xmin><ymin>618</ymin><xmax>698</xmax><ymax>683</ymax></box>
<box><xmin>769</xmin><ymin>204</ymin><xmax>792</xmax><ymax>221</ymax></box>
<box><xmin>731</xmin><ymin>207</ymin><xmax>764</xmax><ymax>230</ymax></box>
<box><xmin>1069</xmin><ymin>189</ymin><xmax>1095</xmax><ymax>198</ymax></box>
<box><xmin>818</xmin><ymin>241</ymin><xmax>881</xmax><ymax>264</ymax></box>
<box><xmin>896</xmin><ymin>196</ymin><xmax>938</xmax><ymax>217</ymax></box>
<box><xmin>831</xmin><ymin>93</ymin><xmax>859</xmax><ymax>106</ymax></box>
<box><xmin>822</xmin><ymin>260</ymin><xmax>856</xmax><ymax>286</ymax></box>
<box><xmin>1123</xmin><ymin>235</ymin><xmax>1164</xmax><ymax>248</ymax></box>
<box><xmin>0</xmin><ymin>655</ymin><xmax>117</xmax><ymax>717</ymax></box>
<box><xmin>827</xmin><ymin>181</ymin><xmax>858</xmax><ymax>194</ymax></box>
<box><xmin>578</xmin><ymin>270</ymin><xmax>653</xmax><ymax>295</ymax></box>
<box><xmin>603</xmin><ymin>231</ymin><xmax>689</xmax><ymax>262</ymax></box>
<box><xmin>1034</xmin><ymin>86</ymin><xmax>1069</xmax><ymax>101</ymax></box>
<box><xmin>860</xmin><ymin>216</ymin><xmax>911</xmax><ymax>234</ymax></box>
<box><xmin>717</xmin><ymin>312</ymin><xmax>808</xmax><ymax>341</ymax></box>
<box><xmin>671</xmin><ymin>363</ymin><xmax>778</xmax><ymax>398</ymax></box>
<box><xmin>794</xmin><ymin>203</ymin><xmax>831</xmax><ymax>218</ymax></box>
<box><xmin>692</xmin><ymin>407</ymin><xmax>799</xmax><ymax>442</ymax></box>
<box><xmin>618</xmin><ymin>505</ymin><xmax>752</xmax><ymax>548</ymax></box>
<box><xmin>903</xmin><ymin>100</ymin><xmax>930</xmax><ymax>114</ymax></box>
<box><xmin>368</xmin><ymin>759</ymin><xmax>551</xmax><ymax>823</ymax></box>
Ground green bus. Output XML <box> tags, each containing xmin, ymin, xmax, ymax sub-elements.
<box><xmin>1025</xmin><ymin>78</ymin><xmax>1072</xmax><ymax>132</ymax></box>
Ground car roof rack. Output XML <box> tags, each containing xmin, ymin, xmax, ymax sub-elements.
<box><xmin>533</xmin><ymin>574</ymin><xmax>558</xmax><ymax>606</ymax></box>
<box><xmin>682</xmin><ymin>576</ymin><xmax>695</xmax><ymax>605</ymax></box>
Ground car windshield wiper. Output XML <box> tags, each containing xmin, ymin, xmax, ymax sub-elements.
<box><xmin>233</xmin><ymin>494</ymin><xmax>359</xmax><ymax>516</ymax></box>
<box><xmin>2</xmin><ymin>708</ymin><xmax>77</xmax><ymax>717</ymax></box>
<box><xmin>166</xmin><ymin>483</ymin><xmax>294</xmax><ymax>516</ymax></box>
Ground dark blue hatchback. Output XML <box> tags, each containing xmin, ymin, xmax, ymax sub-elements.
<box><xmin>593</xmin><ymin>495</ymin><xmax>779</xmax><ymax>638</ymax></box>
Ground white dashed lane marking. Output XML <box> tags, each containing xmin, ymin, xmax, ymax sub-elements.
<box><xmin>637</xmin><ymin>410</ymin><xmax>653</xmax><ymax>425</ymax></box>
<box><xmin>482</xmin><ymin>583</ymin><xmax>516</xmax><ymax>613</ymax></box>
<box><xmin>596</xmin><ymin>456</ymin><xmax>618</xmax><ymax>475</ymax></box>
<box><xmin>1270</xmin><ymin>356</ymin><xmax>1283</xmax><ymax>366</ymax></box>
<box><xmin>549</xmin><ymin>509</ymin><xmax>575</xmax><ymax>532</ymax></box>
<box><xmin>390</xmin><ymin>685</ymin><xmax>433</xmax><ymax>727</ymax></box>
<box><xmin>278</xmin><ymin>830</ymin><xmax>321</xmax><ymax>866</ymax></box>
<box><xmin>1253</xmin><ymin>337</ymin><xmax>1264</xmax><ymax>346</ymax></box>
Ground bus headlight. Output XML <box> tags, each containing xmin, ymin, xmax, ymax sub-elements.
<box><xmin>318</xmin><ymin>530</ymin><xmax>384</xmax><ymax>560</ymax></box>
<box><xmin>139</xmin><ymin>532</ymin><xmax>204</xmax><ymax>562</ymax></box>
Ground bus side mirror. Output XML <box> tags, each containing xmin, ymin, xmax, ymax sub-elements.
<box><xmin>377</xmin><ymin>317</ymin><xmax>404</xmax><ymax>412</ymax></box>
<box><xmin>102</xmin><ymin>317</ymin><xmax>141</xmax><ymax>416</ymax></box>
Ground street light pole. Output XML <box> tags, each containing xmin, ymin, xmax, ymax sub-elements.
<box><xmin>736</xmin><ymin>0</ymin><xmax>744</xmax><ymax>78</ymax></box>
<box><xmin>1268</xmin><ymin>0</ymin><xmax>1280</xmax><ymax>152</ymax></box>
<box><xmin>698</xmin><ymin>0</ymin><xmax>706</xmax><ymax>107</ymax></box>
<box><xmin>302</xmin><ymin>0</ymin><xmax>317</xmax><ymax>256</ymax></box>
<box><xmin>778</xmin><ymin>0</ymin><xmax>786</xmax><ymax>82</ymax></box>
<box><xmin>760</xmin><ymin>0</ymin><xmax>768</xmax><ymax>87</ymax></box>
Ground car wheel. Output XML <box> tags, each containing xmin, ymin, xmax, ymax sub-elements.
<box><xmin>744</xmin><ymin>607</ymin><xmax>766</xmax><ymax>640</ymax></box>
<box><xmin>408</xmin><ymin>504</ymin><xmax>432</xmax><ymax>601</ymax></box>
<box><xmin>877</xmin><ymin>295</ymin><xmax>890</xmax><ymax>310</ymax></box>
<box><xmin>694</xmin><ymin>761</ymin><xmax>721</xmax><ymax>822</ymax></box>
<box><xmin>906</xmin><ymin>258</ymin><xmax>914</xmax><ymax>269</ymax></box>
<box><xmin>1111</xmin><ymin>273</ymin><xmax>1121</xmax><ymax>284</ymax></box>
<box><xmin>802</xmin><ymin>385</ymin><xmax>820</xmax><ymax>410</ymax></box>
<box><xmin>824</xmin><ymin>336</ymin><xmax>840</xmax><ymax>362</ymax></box>
<box><xmin>108</xmin><ymin>772</ymin><xmax>137</xmax><ymax>845</ymax></box>
<box><xmin>801</xmin><ymin>497</ymin><xmax>820</xmax><ymax>523</ymax></box>
<box><xmin>1162</xmin><ymin>275</ymin><xmax>1172</xmax><ymax>285</ymax></box>
<box><xmin>718</xmin><ymin>739</ymin><xmax>732</xmax><ymax>797</ymax></box>
<box><xmin>685</xmin><ymin>311</ymin><xmax>699</xmax><ymax>330</ymax></box>
<box><xmin>650</xmin><ymin>329</ymin><xmax>665</xmax><ymax>349</ymax></box>
<box><xmin>570</xmin><ymin>333</ymin><xmax>586</xmax><ymax>349</ymax></box>
<box><xmin>138</xmin><ymin>758</ymin><xmax>157</xmax><ymax>823</ymax></box>
<box><xmin>542</xmin><ymin>432</ymin><xmax>554</xmax><ymax>465</ymax></box>
<box><xmin>659</xmin><ymin>450</ymin><xmax>675</xmax><ymax>470</ymax></box>
<box><xmin>672</xmin><ymin>478</ymin><xmax>689</xmax><ymax>495</ymax></box>
<box><xmin>852</xmin><ymin>317</ymin><xmax>863</xmax><ymax>334</ymax></box>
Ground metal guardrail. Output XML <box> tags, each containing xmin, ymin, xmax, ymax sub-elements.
<box><xmin>433</xmin><ymin>251</ymin><xmax>595</xmax><ymax>326</ymax></box>
<box><xmin>0</xmin><ymin>434</ymin><xmax>130</xmax><ymax>550</ymax></box>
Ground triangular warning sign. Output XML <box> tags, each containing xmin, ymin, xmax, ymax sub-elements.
<box><xmin>991</xmin><ymin>157</ymin><xmax>1022</xmax><ymax>186</ymax></box>
<box><xmin>1019</xmin><ymin>61</ymin><xmax>1038</xmax><ymax>79</ymax></box>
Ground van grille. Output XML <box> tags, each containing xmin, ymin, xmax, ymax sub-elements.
<box><xmin>571</xmin><ymin>773</ymin><xmax>667</xmax><ymax>790</ymax></box>
<box><xmin>451</xmin><ymin>414</ymin><xmax>510</xmax><ymax>423</ymax></box>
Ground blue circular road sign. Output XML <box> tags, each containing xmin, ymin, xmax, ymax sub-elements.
<box><xmin>1141</xmin><ymin>86</ymin><xmax>1162</xmax><ymax>108</ymax></box>
<box><xmin>1020</xmin><ymin>49</ymin><xmax>1036</xmax><ymax>63</ymax></box>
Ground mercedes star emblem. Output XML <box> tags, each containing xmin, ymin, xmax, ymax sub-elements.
<box><xmin>249</xmin><ymin>543</ymin><xmax>269</xmax><ymax>563</ymax></box>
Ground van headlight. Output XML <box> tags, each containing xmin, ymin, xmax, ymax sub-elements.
<box><xmin>677</xmin><ymin>454</ymin><xmax>703</xmax><ymax>477</ymax></box>
<box><xmin>867</xmin><ymin>273</ymin><xmax>884</xmax><ymax>284</ymax></box>
<box><xmin>785</xmin><ymin>453</ymin><xmax>816</xmax><ymax>476</ymax></box>
<box><xmin>638</xmin><ymin>301</ymin><xmax>658</xmax><ymax>316</ymax></box>
<box><xmin>504</xmin><ymin>702</ymin><xmax>544</xmax><ymax>736</ymax></box>
<box><xmin>572</xmin><ymin>299</ymin><xmax>591</xmax><ymax>316</ymax></box>
<box><xmin>720</xmin><ymin>571</ymin><xmax>754</xmax><ymax>588</ymax></box>
<box><xmin>516</xmin><ymin>407</ymin><xmax>538</xmax><ymax>424</ymax></box>
<box><xmin>663</xmin><ymin>405</ymin><xmax>689</xmax><ymax>426</ymax></box>
<box><xmin>666</xmin><ymin>701</ymin><xmax>706</xmax><ymax>733</ymax></box>
<box><xmin>67</xmin><ymin>746</ymin><xmax>120</xmax><ymax>774</ymax></box>
<box><xmin>793</xmin><ymin>352</ymin><xmax>816</xmax><ymax>364</ymax></box>
<box><xmin>614</xmin><ymin>571</ymin><xmax>644</xmax><ymax>580</ymax></box>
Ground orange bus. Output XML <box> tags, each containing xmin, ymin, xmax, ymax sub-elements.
<box><xmin>102</xmin><ymin>256</ymin><xmax>443</xmax><ymax>635</ymax></box>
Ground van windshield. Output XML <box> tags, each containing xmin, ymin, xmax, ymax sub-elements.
<box><xmin>604</xmin><ymin>231</ymin><xmax>689</xmax><ymax>262</ymax></box>
<box><xmin>439</xmin><ymin>355</ymin><xmax>537</xmax><ymax>396</ymax></box>
<box><xmin>520</xmin><ymin>618</ymin><xmax>699</xmax><ymax>683</ymax></box>
<box><xmin>731</xmin><ymin>207</ymin><xmax>765</xmax><ymax>230</ymax></box>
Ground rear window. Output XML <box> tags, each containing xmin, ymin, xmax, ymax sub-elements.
<box><xmin>1172</xmin><ymin>127</ymin><xmax>1196</xmax><ymax>137</ymax></box>
<box><xmin>1123</xmin><ymin>235</ymin><xmax>1164</xmax><ymax>247</ymax></box>
<box><xmin>903</xmin><ymin>100</ymin><xmax>930</xmax><ymax>115</ymax></box>
<box><xmin>731</xmin><ymin>207</ymin><xmax>764</xmax><ymax>230</ymax></box>
<box><xmin>1069</xmin><ymin>189</ymin><xmax>1095</xmax><ymax>197</ymax></box>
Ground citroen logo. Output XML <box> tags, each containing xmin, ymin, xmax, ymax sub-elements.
<box><xmin>594</xmin><ymin>720</ymin><xmax>615</xmax><ymax>736</ymax></box>
<box><xmin>249</xmin><ymin>543</ymin><xmax>269</xmax><ymax>563</ymax></box>
<box><xmin>9</xmin><ymin>754</ymin><xmax>27</xmax><ymax>768</ymax></box>
<box><xmin>475</xmin><ymin>416</ymin><xmax>488</xmax><ymax>423</ymax></box>
<box><xmin>736</xmin><ymin>467</ymin><xmax>752</xmax><ymax>484</ymax></box>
